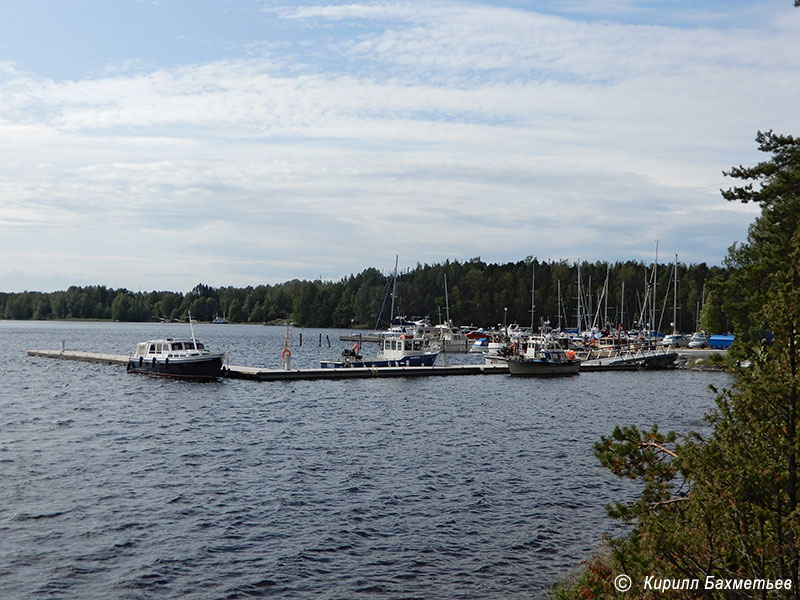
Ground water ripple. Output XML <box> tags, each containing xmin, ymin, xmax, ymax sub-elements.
<box><xmin>1</xmin><ymin>321</ymin><xmax>730</xmax><ymax>599</ymax></box>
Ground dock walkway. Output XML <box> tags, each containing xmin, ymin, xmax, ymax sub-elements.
<box><xmin>26</xmin><ymin>349</ymin><xmax>508</xmax><ymax>381</ymax></box>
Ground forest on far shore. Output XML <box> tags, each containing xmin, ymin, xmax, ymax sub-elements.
<box><xmin>0</xmin><ymin>257</ymin><xmax>730</xmax><ymax>334</ymax></box>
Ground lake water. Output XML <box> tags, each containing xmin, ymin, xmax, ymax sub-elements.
<box><xmin>1</xmin><ymin>321</ymin><xmax>731</xmax><ymax>599</ymax></box>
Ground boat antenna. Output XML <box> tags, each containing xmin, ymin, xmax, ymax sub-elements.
<box><xmin>188</xmin><ymin>311</ymin><xmax>198</xmax><ymax>349</ymax></box>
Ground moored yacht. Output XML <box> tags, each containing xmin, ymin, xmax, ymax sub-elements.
<box><xmin>486</xmin><ymin>335</ymin><xmax>581</xmax><ymax>376</ymax></box>
<box><xmin>127</xmin><ymin>338</ymin><xmax>227</xmax><ymax>380</ymax></box>
<box><xmin>127</xmin><ymin>313</ymin><xmax>226</xmax><ymax>380</ymax></box>
<box><xmin>321</xmin><ymin>333</ymin><xmax>439</xmax><ymax>368</ymax></box>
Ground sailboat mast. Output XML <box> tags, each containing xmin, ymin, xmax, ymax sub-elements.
<box><xmin>389</xmin><ymin>255</ymin><xmax>398</xmax><ymax>323</ymax></box>
<box><xmin>530</xmin><ymin>264</ymin><xmax>535</xmax><ymax>331</ymax></box>
<box><xmin>653</xmin><ymin>240</ymin><xmax>659</xmax><ymax>336</ymax></box>
<box><xmin>576</xmin><ymin>262</ymin><xmax>582</xmax><ymax>332</ymax></box>
<box><xmin>557</xmin><ymin>280</ymin><xmax>562</xmax><ymax>329</ymax></box>
<box><xmin>673</xmin><ymin>252</ymin><xmax>678</xmax><ymax>334</ymax></box>
<box><xmin>604</xmin><ymin>264</ymin><xmax>609</xmax><ymax>329</ymax></box>
<box><xmin>444</xmin><ymin>272</ymin><xmax>450</xmax><ymax>324</ymax></box>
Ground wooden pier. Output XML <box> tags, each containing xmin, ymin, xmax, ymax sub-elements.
<box><xmin>26</xmin><ymin>349</ymin><xmax>509</xmax><ymax>381</ymax></box>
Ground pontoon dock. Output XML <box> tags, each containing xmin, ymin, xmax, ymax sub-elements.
<box><xmin>26</xmin><ymin>349</ymin><xmax>509</xmax><ymax>381</ymax></box>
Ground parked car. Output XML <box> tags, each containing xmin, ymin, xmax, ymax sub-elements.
<box><xmin>688</xmin><ymin>332</ymin><xmax>709</xmax><ymax>348</ymax></box>
<box><xmin>660</xmin><ymin>334</ymin><xmax>690</xmax><ymax>348</ymax></box>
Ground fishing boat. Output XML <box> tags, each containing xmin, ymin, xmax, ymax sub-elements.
<box><xmin>320</xmin><ymin>334</ymin><xmax>439</xmax><ymax>368</ymax></box>
<box><xmin>126</xmin><ymin>314</ymin><xmax>226</xmax><ymax>380</ymax></box>
<box><xmin>486</xmin><ymin>336</ymin><xmax>580</xmax><ymax>376</ymax></box>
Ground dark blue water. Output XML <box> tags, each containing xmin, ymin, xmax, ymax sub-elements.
<box><xmin>1</xmin><ymin>321</ymin><xmax>730</xmax><ymax>599</ymax></box>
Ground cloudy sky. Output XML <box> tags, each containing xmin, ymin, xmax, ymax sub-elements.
<box><xmin>1</xmin><ymin>0</ymin><xmax>797</xmax><ymax>293</ymax></box>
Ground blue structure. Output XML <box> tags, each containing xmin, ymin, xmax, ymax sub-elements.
<box><xmin>708</xmin><ymin>334</ymin><xmax>735</xmax><ymax>349</ymax></box>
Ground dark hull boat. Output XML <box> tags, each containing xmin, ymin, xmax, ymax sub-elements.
<box><xmin>127</xmin><ymin>352</ymin><xmax>226</xmax><ymax>381</ymax></box>
<box><xmin>506</xmin><ymin>356</ymin><xmax>581</xmax><ymax>376</ymax></box>
<box><xmin>320</xmin><ymin>353</ymin><xmax>438</xmax><ymax>369</ymax></box>
<box><xmin>127</xmin><ymin>334</ymin><xmax>226</xmax><ymax>381</ymax></box>
<box><xmin>486</xmin><ymin>336</ymin><xmax>581</xmax><ymax>377</ymax></box>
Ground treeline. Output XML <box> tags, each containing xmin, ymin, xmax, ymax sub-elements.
<box><xmin>1</xmin><ymin>258</ymin><xmax>728</xmax><ymax>332</ymax></box>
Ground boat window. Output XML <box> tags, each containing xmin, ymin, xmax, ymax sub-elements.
<box><xmin>405</xmin><ymin>341</ymin><xmax>412</xmax><ymax>350</ymax></box>
<box><xmin>156</xmin><ymin>343</ymin><xmax>163</xmax><ymax>353</ymax></box>
<box><xmin>195</xmin><ymin>342</ymin><xmax>204</xmax><ymax>350</ymax></box>
<box><xmin>148</xmin><ymin>344</ymin><xmax>156</xmax><ymax>354</ymax></box>
<box><xmin>172</xmin><ymin>342</ymin><xmax>183</xmax><ymax>350</ymax></box>
<box><xmin>413</xmin><ymin>341</ymin><xmax>422</xmax><ymax>350</ymax></box>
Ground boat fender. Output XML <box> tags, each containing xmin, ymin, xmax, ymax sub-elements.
<box><xmin>139</xmin><ymin>356</ymin><xmax>143</xmax><ymax>366</ymax></box>
<box><xmin>165</xmin><ymin>357</ymin><xmax>169</xmax><ymax>366</ymax></box>
<box><xmin>152</xmin><ymin>357</ymin><xmax>156</xmax><ymax>367</ymax></box>
<box><xmin>126</xmin><ymin>362</ymin><xmax>131</xmax><ymax>372</ymax></box>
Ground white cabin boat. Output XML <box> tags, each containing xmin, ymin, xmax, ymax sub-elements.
<box><xmin>321</xmin><ymin>333</ymin><xmax>439</xmax><ymax>368</ymax></box>
<box><xmin>127</xmin><ymin>338</ymin><xmax>227</xmax><ymax>380</ymax></box>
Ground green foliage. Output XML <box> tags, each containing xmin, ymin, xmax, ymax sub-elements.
<box><xmin>1</xmin><ymin>259</ymin><xmax>726</xmax><ymax>328</ymax></box>
<box><xmin>717</xmin><ymin>131</ymin><xmax>800</xmax><ymax>352</ymax></box>
<box><xmin>553</xmin><ymin>131</ymin><xmax>800</xmax><ymax>598</ymax></box>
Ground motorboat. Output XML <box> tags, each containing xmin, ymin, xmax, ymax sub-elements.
<box><xmin>126</xmin><ymin>313</ymin><xmax>226</xmax><ymax>380</ymax></box>
<box><xmin>486</xmin><ymin>336</ymin><xmax>580</xmax><ymax>376</ymax></box>
<box><xmin>320</xmin><ymin>334</ymin><xmax>439</xmax><ymax>368</ymax></box>
<box><xmin>127</xmin><ymin>337</ymin><xmax>226</xmax><ymax>380</ymax></box>
<box><xmin>431</xmin><ymin>322</ymin><xmax>475</xmax><ymax>353</ymax></box>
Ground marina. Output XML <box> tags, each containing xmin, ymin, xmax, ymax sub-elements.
<box><xmin>26</xmin><ymin>348</ymin><xmax>509</xmax><ymax>380</ymax></box>
<box><xmin>27</xmin><ymin>345</ymin><xmax>722</xmax><ymax>379</ymax></box>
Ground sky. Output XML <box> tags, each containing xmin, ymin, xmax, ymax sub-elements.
<box><xmin>1</xmin><ymin>0</ymin><xmax>798</xmax><ymax>293</ymax></box>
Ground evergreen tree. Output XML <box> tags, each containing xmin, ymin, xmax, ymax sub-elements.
<box><xmin>552</xmin><ymin>131</ymin><xmax>800</xmax><ymax>599</ymax></box>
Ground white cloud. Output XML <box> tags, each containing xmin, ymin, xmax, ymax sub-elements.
<box><xmin>0</xmin><ymin>0</ymin><xmax>794</xmax><ymax>292</ymax></box>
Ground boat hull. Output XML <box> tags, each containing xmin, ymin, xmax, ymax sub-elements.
<box><xmin>579</xmin><ymin>348</ymin><xmax>678</xmax><ymax>371</ymax></box>
<box><xmin>506</xmin><ymin>357</ymin><xmax>580</xmax><ymax>377</ymax></box>
<box><xmin>127</xmin><ymin>355</ymin><xmax>226</xmax><ymax>381</ymax></box>
<box><xmin>320</xmin><ymin>353</ymin><xmax>438</xmax><ymax>369</ymax></box>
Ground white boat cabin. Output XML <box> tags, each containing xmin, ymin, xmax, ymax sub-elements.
<box><xmin>133</xmin><ymin>338</ymin><xmax>209</xmax><ymax>359</ymax></box>
<box><xmin>378</xmin><ymin>334</ymin><xmax>434</xmax><ymax>359</ymax></box>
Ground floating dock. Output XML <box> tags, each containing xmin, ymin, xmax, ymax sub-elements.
<box><xmin>27</xmin><ymin>349</ymin><xmax>129</xmax><ymax>365</ymax></box>
<box><xmin>27</xmin><ymin>347</ymin><xmax>722</xmax><ymax>381</ymax></box>
<box><xmin>26</xmin><ymin>349</ymin><xmax>508</xmax><ymax>381</ymax></box>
